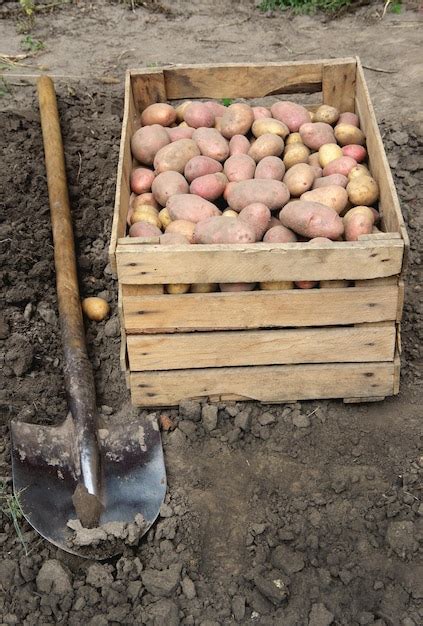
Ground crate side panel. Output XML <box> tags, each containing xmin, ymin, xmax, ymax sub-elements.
<box><xmin>130</xmin><ymin>361</ymin><xmax>395</xmax><ymax>406</ymax></box>
<box><xmin>322</xmin><ymin>60</ymin><xmax>356</xmax><ymax>112</ymax></box>
<box><xmin>131</xmin><ymin>69</ymin><xmax>167</xmax><ymax>112</ymax></box>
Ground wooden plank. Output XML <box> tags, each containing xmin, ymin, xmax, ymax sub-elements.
<box><xmin>116</xmin><ymin>240</ymin><xmax>404</xmax><ymax>284</ymax></box>
<box><xmin>130</xmin><ymin>69</ymin><xmax>167</xmax><ymax>112</ymax></box>
<box><xmin>127</xmin><ymin>323</ymin><xmax>395</xmax><ymax>371</ymax></box>
<box><xmin>109</xmin><ymin>70</ymin><xmax>135</xmax><ymax>275</ymax></box>
<box><xmin>358</xmin><ymin>233</ymin><xmax>401</xmax><ymax>241</ymax></box>
<box><xmin>393</xmin><ymin>350</ymin><xmax>401</xmax><ymax>394</ymax></box>
<box><xmin>397</xmin><ymin>280</ymin><xmax>405</xmax><ymax>321</ymax></box>
<box><xmin>322</xmin><ymin>60</ymin><xmax>356</xmax><ymax>112</ymax></box>
<box><xmin>123</xmin><ymin>285</ymin><xmax>399</xmax><ymax>333</ymax></box>
<box><xmin>343</xmin><ymin>396</ymin><xmax>385</xmax><ymax>404</ymax></box>
<box><xmin>130</xmin><ymin>361</ymin><xmax>395</xmax><ymax>406</ymax></box>
<box><xmin>355</xmin><ymin>58</ymin><xmax>409</xmax><ymax>271</ymax></box>
<box><xmin>118</xmin><ymin>286</ymin><xmax>127</xmax><ymax>374</ymax></box>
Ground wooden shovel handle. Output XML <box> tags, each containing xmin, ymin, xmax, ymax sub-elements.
<box><xmin>37</xmin><ymin>76</ymin><xmax>100</xmax><ymax>497</ymax></box>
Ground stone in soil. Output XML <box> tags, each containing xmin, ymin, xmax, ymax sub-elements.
<box><xmin>141</xmin><ymin>564</ymin><xmax>181</xmax><ymax>597</ymax></box>
<box><xmin>36</xmin><ymin>559</ymin><xmax>72</xmax><ymax>595</ymax></box>
<box><xmin>271</xmin><ymin>544</ymin><xmax>305</xmax><ymax>574</ymax></box>
<box><xmin>179</xmin><ymin>400</ymin><xmax>201</xmax><ymax>421</ymax></box>
<box><xmin>86</xmin><ymin>563</ymin><xmax>114</xmax><ymax>588</ymax></box>
<box><xmin>308</xmin><ymin>602</ymin><xmax>335</xmax><ymax>626</ymax></box>
<box><xmin>202</xmin><ymin>404</ymin><xmax>218</xmax><ymax>431</ymax></box>
<box><xmin>148</xmin><ymin>598</ymin><xmax>180</xmax><ymax>626</ymax></box>
<box><xmin>5</xmin><ymin>333</ymin><xmax>33</xmax><ymax>376</ymax></box>
<box><xmin>386</xmin><ymin>520</ymin><xmax>418</xmax><ymax>557</ymax></box>
<box><xmin>234</xmin><ymin>410</ymin><xmax>252</xmax><ymax>432</ymax></box>
<box><xmin>292</xmin><ymin>412</ymin><xmax>310</xmax><ymax>428</ymax></box>
<box><xmin>254</xmin><ymin>573</ymin><xmax>290</xmax><ymax>605</ymax></box>
<box><xmin>232</xmin><ymin>595</ymin><xmax>246</xmax><ymax>622</ymax></box>
<box><xmin>181</xmin><ymin>575</ymin><xmax>196</xmax><ymax>599</ymax></box>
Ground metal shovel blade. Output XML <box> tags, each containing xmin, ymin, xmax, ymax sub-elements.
<box><xmin>10</xmin><ymin>413</ymin><xmax>166</xmax><ymax>558</ymax></box>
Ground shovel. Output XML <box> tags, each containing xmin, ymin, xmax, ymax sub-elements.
<box><xmin>10</xmin><ymin>76</ymin><xmax>166</xmax><ymax>558</ymax></box>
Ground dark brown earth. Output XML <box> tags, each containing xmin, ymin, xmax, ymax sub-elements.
<box><xmin>1</xmin><ymin>1</ymin><xmax>422</xmax><ymax>625</ymax></box>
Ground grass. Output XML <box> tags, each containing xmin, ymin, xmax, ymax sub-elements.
<box><xmin>20</xmin><ymin>35</ymin><xmax>45</xmax><ymax>52</ymax></box>
<box><xmin>0</xmin><ymin>78</ymin><xmax>10</xmax><ymax>98</ymax></box>
<box><xmin>0</xmin><ymin>482</ymin><xmax>28</xmax><ymax>555</ymax></box>
<box><xmin>259</xmin><ymin>0</ymin><xmax>357</xmax><ymax>13</ymax></box>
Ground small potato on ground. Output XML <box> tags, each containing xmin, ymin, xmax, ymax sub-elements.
<box><xmin>82</xmin><ymin>297</ymin><xmax>110</xmax><ymax>322</ymax></box>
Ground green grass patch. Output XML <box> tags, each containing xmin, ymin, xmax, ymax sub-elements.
<box><xmin>259</xmin><ymin>0</ymin><xmax>356</xmax><ymax>13</ymax></box>
<box><xmin>0</xmin><ymin>482</ymin><xmax>28</xmax><ymax>555</ymax></box>
<box><xmin>20</xmin><ymin>35</ymin><xmax>44</xmax><ymax>52</ymax></box>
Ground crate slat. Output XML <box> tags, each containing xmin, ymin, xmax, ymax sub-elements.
<box><xmin>127</xmin><ymin>322</ymin><xmax>395</xmax><ymax>371</ymax></box>
<box><xmin>123</xmin><ymin>285</ymin><xmax>399</xmax><ymax>334</ymax></box>
<box><xmin>322</xmin><ymin>61</ymin><xmax>356</xmax><ymax>112</ymax></box>
<box><xmin>130</xmin><ymin>360</ymin><xmax>395</xmax><ymax>406</ymax></box>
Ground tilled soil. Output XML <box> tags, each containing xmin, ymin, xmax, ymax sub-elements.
<box><xmin>1</xmin><ymin>3</ymin><xmax>423</xmax><ymax>624</ymax></box>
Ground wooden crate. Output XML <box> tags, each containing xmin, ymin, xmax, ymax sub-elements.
<box><xmin>109</xmin><ymin>57</ymin><xmax>408</xmax><ymax>407</ymax></box>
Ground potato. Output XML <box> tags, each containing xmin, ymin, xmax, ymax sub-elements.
<box><xmin>141</xmin><ymin>103</ymin><xmax>176</xmax><ymax>127</ymax></box>
<box><xmin>283</xmin><ymin>163</ymin><xmax>315</xmax><ymax>197</ymax></box>
<box><xmin>184</xmin><ymin>102</ymin><xmax>215</xmax><ymax>128</ymax></box>
<box><xmin>130</xmin><ymin>167</ymin><xmax>155</xmax><ymax>194</ymax></box>
<box><xmin>347</xmin><ymin>164</ymin><xmax>370</xmax><ymax>181</ymax></box>
<box><xmin>344</xmin><ymin>205</ymin><xmax>375</xmax><ymax>241</ymax></box>
<box><xmin>320</xmin><ymin>280</ymin><xmax>349</xmax><ymax>288</ymax></box>
<box><xmin>312</xmin><ymin>173</ymin><xmax>348</xmax><ymax>189</ymax></box>
<box><xmin>131</xmin><ymin>125</ymin><xmax>170</xmax><ymax>165</ymax></box>
<box><xmin>338</xmin><ymin>112</ymin><xmax>359</xmax><ymax>127</ymax></box>
<box><xmin>184</xmin><ymin>155</ymin><xmax>223</xmax><ymax>182</ymax></box>
<box><xmin>159</xmin><ymin>207</ymin><xmax>172</xmax><ymax>229</ymax></box>
<box><xmin>308</xmin><ymin>237</ymin><xmax>333</xmax><ymax>244</ymax></box>
<box><xmin>152</xmin><ymin>171</ymin><xmax>189</xmax><ymax>206</ymax></box>
<box><xmin>167</xmin><ymin>126</ymin><xmax>195</xmax><ymax>141</ymax></box>
<box><xmin>270</xmin><ymin>101</ymin><xmax>310</xmax><ymax>132</ymax></box>
<box><xmin>219</xmin><ymin>283</ymin><xmax>256</xmax><ymax>292</ymax></box>
<box><xmin>227</xmin><ymin>179</ymin><xmax>290</xmax><ymax>212</ymax></box>
<box><xmin>301</xmin><ymin>185</ymin><xmax>348</xmax><ymax>214</ymax></box>
<box><xmin>260</xmin><ymin>281</ymin><xmax>294</xmax><ymax>290</ymax></box>
<box><xmin>299</xmin><ymin>122</ymin><xmax>336</xmax><ymax>150</ymax></box>
<box><xmin>165</xmin><ymin>219</ymin><xmax>196</xmax><ymax>243</ymax></box>
<box><xmin>190</xmin><ymin>283</ymin><xmax>218</xmax><ymax>293</ymax></box>
<box><xmin>318</xmin><ymin>143</ymin><xmax>343</xmax><ymax>168</ymax></box>
<box><xmin>295</xmin><ymin>281</ymin><xmax>319</xmax><ymax>289</ymax></box>
<box><xmin>193</xmin><ymin>216</ymin><xmax>256</xmax><ymax>244</ymax></box>
<box><xmin>263</xmin><ymin>225</ymin><xmax>297</xmax><ymax>243</ymax></box>
<box><xmin>253</xmin><ymin>106</ymin><xmax>272</xmax><ymax>120</ymax></box>
<box><xmin>341</xmin><ymin>144</ymin><xmax>367</xmax><ymax>163</ymax></box>
<box><xmin>129</xmin><ymin>221</ymin><xmax>162</xmax><ymax>237</ymax></box>
<box><xmin>190</xmin><ymin>172</ymin><xmax>228</xmax><ymax>200</ymax></box>
<box><xmin>220</xmin><ymin>103</ymin><xmax>254</xmax><ymax>138</ymax></box>
<box><xmin>160</xmin><ymin>232</ymin><xmax>190</xmax><ymax>245</ymax></box>
<box><xmin>133</xmin><ymin>192</ymin><xmax>160</xmax><ymax>210</ymax></box>
<box><xmin>204</xmin><ymin>101</ymin><xmax>226</xmax><ymax>117</ymax></box>
<box><xmin>307</xmin><ymin>152</ymin><xmax>321</xmax><ymax>167</ymax></box>
<box><xmin>283</xmin><ymin>143</ymin><xmax>310</xmax><ymax>169</ymax></box>
<box><xmin>167</xmin><ymin>194</ymin><xmax>221</xmax><ymax>223</ymax></box>
<box><xmin>229</xmin><ymin>134</ymin><xmax>251</xmax><ymax>156</ymax></box>
<box><xmin>252</xmin><ymin>118</ymin><xmax>289</xmax><ymax>139</ymax></box>
<box><xmin>334</xmin><ymin>124</ymin><xmax>366</xmax><ymax>147</ymax></box>
<box><xmin>266</xmin><ymin>216</ymin><xmax>282</xmax><ymax>230</ymax></box>
<box><xmin>179</xmin><ymin>121</ymin><xmax>189</xmax><ymax>128</ymax></box>
<box><xmin>224</xmin><ymin>154</ymin><xmax>256</xmax><ymax>182</ymax></box>
<box><xmin>286</xmin><ymin>132</ymin><xmax>303</xmax><ymax>146</ymax></box>
<box><xmin>255</xmin><ymin>156</ymin><xmax>285</xmax><ymax>181</ymax></box>
<box><xmin>279</xmin><ymin>200</ymin><xmax>344</xmax><ymax>239</ymax></box>
<box><xmin>131</xmin><ymin>205</ymin><xmax>161</xmax><ymax>228</ymax></box>
<box><xmin>214</xmin><ymin>116</ymin><xmax>222</xmax><ymax>132</ymax></box>
<box><xmin>192</xmin><ymin>128</ymin><xmax>230</xmax><ymax>162</ymax></box>
<box><xmin>248</xmin><ymin>134</ymin><xmax>284</xmax><ymax>162</ymax></box>
<box><xmin>81</xmin><ymin>297</ymin><xmax>110</xmax><ymax>322</ymax></box>
<box><xmin>166</xmin><ymin>284</ymin><xmax>190</xmax><ymax>294</ymax></box>
<box><xmin>239</xmin><ymin>203</ymin><xmax>271</xmax><ymax>240</ymax></box>
<box><xmin>346</xmin><ymin>176</ymin><xmax>379</xmax><ymax>205</ymax></box>
<box><xmin>154</xmin><ymin>138</ymin><xmax>200</xmax><ymax>174</ymax></box>
<box><xmin>222</xmin><ymin>209</ymin><xmax>238</xmax><ymax>218</ymax></box>
<box><xmin>311</xmin><ymin>165</ymin><xmax>323</xmax><ymax>179</ymax></box>
<box><xmin>314</xmin><ymin>104</ymin><xmax>340</xmax><ymax>125</ymax></box>
<box><xmin>323</xmin><ymin>156</ymin><xmax>357</xmax><ymax>177</ymax></box>
<box><xmin>223</xmin><ymin>181</ymin><xmax>236</xmax><ymax>202</ymax></box>
<box><xmin>175</xmin><ymin>100</ymin><xmax>192</xmax><ymax>122</ymax></box>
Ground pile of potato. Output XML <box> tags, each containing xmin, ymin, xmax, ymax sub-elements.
<box><xmin>128</xmin><ymin>99</ymin><xmax>381</xmax><ymax>292</ymax></box>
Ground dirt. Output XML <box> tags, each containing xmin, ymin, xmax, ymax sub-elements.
<box><xmin>1</xmin><ymin>1</ymin><xmax>422</xmax><ymax>625</ymax></box>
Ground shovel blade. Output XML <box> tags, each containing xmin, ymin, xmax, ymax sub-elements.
<box><xmin>10</xmin><ymin>414</ymin><xmax>166</xmax><ymax>559</ymax></box>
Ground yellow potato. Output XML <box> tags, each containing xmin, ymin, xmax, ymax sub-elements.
<box><xmin>165</xmin><ymin>284</ymin><xmax>190</xmax><ymax>294</ymax></box>
<box><xmin>283</xmin><ymin>143</ymin><xmax>310</xmax><ymax>169</ymax></box>
<box><xmin>334</xmin><ymin>123</ymin><xmax>366</xmax><ymax>147</ymax></box>
<box><xmin>283</xmin><ymin>163</ymin><xmax>315</xmax><ymax>197</ymax></box>
<box><xmin>347</xmin><ymin>176</ymin><xmax>379</xmax><ymax>206</ymax></box>
<box><xmin>222</xmin><ymin>209</ymin><xmax>239</xmax><ymax>218</ymax></box>
<box><xmin>259</xmin><ymin>281</ymin><xmax>294</xmax><ymax>290</ymax></box>
<box><xmin>175</xmin><ymin>100</ymin><xmax>192</xmax><ymax>122</ymax></box>
<box><xmin>159</xmin><ymin>207</ymin><xmax>172</xmax><ymax>228</ymax></box>
<box><xmin>318</xmin><ymin>143</ymin><xmax>343</xmax><ymax>168</ymax></box>
<box><xmin>131</xmin><ymin>206</ymin><xmax>161</xmax><ymax>228</ymax></box>
<box><xmin>81</xmin><ymin>297</ymin><xmax>110</xmax><ymax>322</ymax></box>
<box><xmin>348</xmin><ymin>164</ymin><xmax>370</xmax><ymax>181</ymax></box>
<box><xmin>190</xmin><ymin>283</ymin><xmax>218</xmax><ymax>293</ymax></box>
<box><xmin>252</xmin><ymin>118</ymin><xmax>289</xmax><ymax>139</ymax></box>
<box><xmin>314</xmin><ymin>104</ymin><xmax>340</xmax><ymax>125</ymax></box>
<box><xmin>285</xmin><ymin>132</ymin><xmax>303</xmax><ymax>146</ymax></box>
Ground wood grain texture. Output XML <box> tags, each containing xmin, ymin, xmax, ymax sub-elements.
<box><xmin>130</xmin><ymin>69</ymin><xmax>167</xmax><ymax>112</ymax></box>
<box><xmin>355</xmin><ymin>58</ymin><xmax>409</xmax><ymax>270</ymax></box>
<box><xmin>130</xmin><ymin>361</ymin><xmax>395</xmax><ymax>406</ymax></box>
<box><xmin>116</xmin><ymin>240</ymin><xmax>403</xmax><ymax>284</ymax></box>
<box><xmin>322</xmin><ymin>60</ymin><xmax>356</xmax><ymax>112</ymax></box>
<box><xmin>127</xmin><ymin>323</ymin><xmax>395</xmax><ymax>371</ymax></box>
<box><xmin>123</xmin><ymin>285</ymin><xmax>399</xmax><ymax>333</ymax></box>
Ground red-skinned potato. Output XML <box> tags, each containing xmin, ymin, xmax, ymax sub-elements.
<box><xmin>214</xmin><ymin>116</ymin><xmax>222</xmax><ymax>132</ymax></box>
<box><xmin>248</xmin><ymin>134</ymin><xmax>284</xmax><ymax>162</ymax></box>
<box><xmin>165</xmin><ymin>219</ymin><xmax>196</xmax><ymax>243</ymax></box>
<box><xmin>270</xmin><ymin>101</ymin><xmax>310</xmax><ymax>132</ymax></box>
<box><xmin>337</xmin><ymin>112</ymin><xmax>359</xmax><ymax>127</ymax></box>
<box><xmin>224</xmin><ymin>154</ymin><xmax>256</xmax><ymax>182</ymax></box>
<box><xmin>167</xmin><ymin>194</ymin><xmax>221</xmax><ymax>223</ymax></box>
<box><xmin>184</xmin><ymin>155</ymin><xmax>223</xmax><ymax>182</ymax></box>
<box><xmin>190</xmin><ymin>172</ymin><xmax>228</xmax><ymax>201</ymax></box>
<box><xmin>192</xmin><ymin>128</ymin><xmax>229</xmax><ymax>162</ymax></box>
<box><xmin>160</xmin><ymin>232</ymin><xmax>190</xmax><ymax>245</ymax></box>
<box><xmin>295</xmin><ymin>281</ymin><xmax>319</xmax><ymax>289</ymax></box>
<box><xmin>220</xmin><ymin>283</ymin><xmax>256</xmax><ymax>292</ymax></box>
<box><xmin>313</xmin><ymin>174</ymin><xmax>348</xmax><ymax>189</ymax></box>
<box><xmin>227</xmin><ymin>179</ymin><xmax>290</xmax><ymax>212</ymax></box>
<box><xmin>130</xmin><ymin>167</ymin><xmax>155</xmax><ymax>194</ymax></box>
<box><xmin>255</xmin><ymin>156</ymin><xmax>285</xmax><ymax>181</ymax></box>
<box><xmin>301</xmin><ymin>185</ymin><xmax>349</xmax><ymax>214</ymax></box>
<box><xmin>299</xmin><ymin>122</ymin><xmax>336</xmax><ymax>150</ymax></box>
<box><xmin>314</xmin><ymin>104</ymin><xmax>340</xmax><ymax>125</ymax></box>
<box><xmin>131</xmin><ymin>125</ymin><xmax>170</xmax><ymax>165</ymax></box>
<box><xmin>279</xmin><ymin>200</ymin><xmax>344</xmax><ymax>240</ymax></box>
<box><xmin>184</xmin><ymin>102</ymin><xmax>215</xmax><ymax>128</ymax></box>
<box><xmin>344</xmin><ymin>206</ymin><xmax>375</xmax><ymax>241</ymax></box>
<box><xmin>140</xmin><ymin>103</ymin><xmax>176</xmax><ymax>127</ymax></box>
<box><xmin>253</xmin><ymin>106</ymin><xmax>272</xmax><ymax>120</ymax></box>
<box><xmin>203</xmin><ymin>101</ymin><xmax>226</xmax><ymax>117</ymax></box>
<box><xmin>129</xmin><ymin>221</ymin><xmax>162</xmax><ymax>238</ymax></box>
<box><xmin>263</xmin><ymin>225</ymin><xmax>297</xmax><ymax>243</ymax></box>
<box><xmin>167</xmin><ymin>126</ymin><xmax>195</xmax><ymax>141</ymax></box>
<box><xmin>154</xmin><ymin>138</ymin><xmax>200</xmax><ymax>174</ymax></box>
<box><xmin>220</xmin><ymin>103</ymin><xmax>254</xmax><ymax>138</ymax></box>
<box><xmin>229</xmin><ymin>134</ymin><xmax>251</xmax><ymax>156</ymax></box>
<box><xmin>283</xmin><ymin>163</ymin><xmax>315</xmax><ymax>197</ymax></box>
<box><xmin>239</xmin><ymin>203</ymin><xmax>271</xmax><ymax>240</ymax></box>
<box><xmin>323</xmin><ymin>156</ymin><xmax>357</xmax><ymax>177</ymax></box>
<box><xmin>193</xmin><ymin>216</ymin><xmax>256</xmax><ymax>244</ymax></box>
<box><xmin>311</xmin><ymin>165</ymin><xmax>323</xmax><ymax>179</ymax></box>
<box><xmin>335</xmin><ymin>124</ymin><xmax>366</xmax><ymax>147</ymax></box>
<box><xmin>152</xmin><ymin>171</ymin><xmax>189</xmax><ymax>206</ymax></box>
<box><xmin>341</xmin><ymin>144</ymin><xmax>367</xmax><ymax>163</ymax></box>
